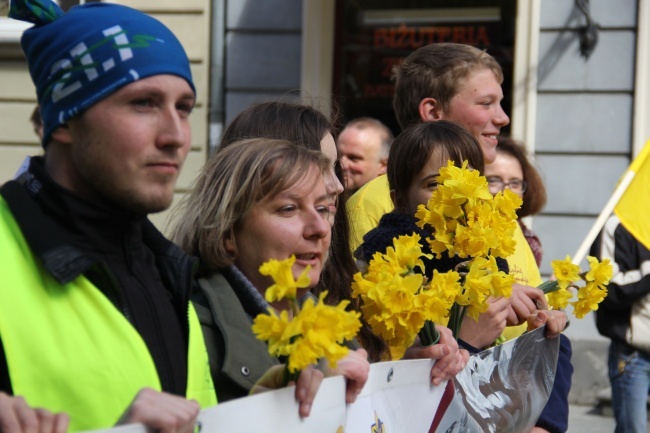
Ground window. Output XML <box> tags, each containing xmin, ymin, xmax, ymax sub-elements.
<box><xmin>332</xmin><ymin>0</ymin><xmax>516</xmax><ymax>135</ymax></box>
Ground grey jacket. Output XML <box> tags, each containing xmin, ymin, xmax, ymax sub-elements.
<box><xmin>193</xmin><ymin>269</ymin><xmax>279</xmax><ymax>403</ymax></box>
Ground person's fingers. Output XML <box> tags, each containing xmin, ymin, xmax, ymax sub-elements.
<box><xmin>34</xmin><ymin>409</ymin><xmax>54</xmax><ymax>433</ymax></box>
<box><xmin>510</xmin><ymin>286</ymin><xmax>540</xmax><ymax>325</ymax></box>
<box><xmin>320</xmin><ymin>349</ymin><xmax>369</xmax><ymax>404</ymax></box>
<box><xmin>339</xmin><ymin>349</ymin><xmax>370</xmax><ymax>404</ymax></box>
<box><xmin>118</xmin><ymin>388</ymin><xmax>200</xmax><ymax>433</ymax></box>
<box><xmin>14</xmin><ymin>397</ymin><xmax>38</xmax><ymax>433</ymax></box>
<box><xmin>543</xmin><ymin>310</ymin><xmax>567</xmax><ymax>338</ymax></box>
<box><xmin>527</xmin><ymin>309</ymin><xmax>567</xmax><ymax>338</ymax></box>
<box><xmin>430</xmin><ymin>327</ymin><xmax>462</xmax><ymax>384</ymax></box>
<box><xmin>295</xmin><ymin>366</ymin><xmax>323</xmax><ymax>418</ymax></box>
<box><xmin>52</xmin><ymin>413</ymin><xmax>69</xmax><ymax>433</ymax></box>
<box><xmin>0</xmin><ymin>394</ymin><xmax>25</xmax><ymax>433</ymax></box>
<box><xmin>545</xmin><ymin>312</ymin><xmax>560</xmax><ymax>337</ymax></box>
<box><xmin>505</xmin><ymin>307</ymin><xmax>519</xmax><ymax>326</ymax></box>
<box><xmin>530</xmin><ymin>289</ymin><xmax>548</xmax><ymax>310</ymax></box>
<box><xmin>430</xmin><ymin>350</ymin><xmax>462</xmax><ymax>386</ymax></box>
<box><xmin>460</xmin><ymin>349</ymin><xmax>470</xmax><ymax>367</ymax></box>
<box><xmin>518</xmin><ymin>284</ymin><xmax>548</xmax><ymax>310</ymax></box>
<box><xmin>527</xmin><ymin>310</ymin><xmax>549</xmax><ymax>333</ymax></box>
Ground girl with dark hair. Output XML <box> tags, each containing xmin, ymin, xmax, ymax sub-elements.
<box><xmin>356</xmin><ymin>120</ymin><xmax>514</xmax><ymax>353</ymax></box>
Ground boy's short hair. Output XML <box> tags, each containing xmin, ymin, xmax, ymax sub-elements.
<box><xmin>392</xmin><ymin>43</ymin><xmax>503</xmax><ymax>130</ymax></box>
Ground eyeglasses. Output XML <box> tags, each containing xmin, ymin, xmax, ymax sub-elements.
<box><xmin>486</xmin><ymin>177</ymin><xmax>528</xmax><ymax>194</ymax></box>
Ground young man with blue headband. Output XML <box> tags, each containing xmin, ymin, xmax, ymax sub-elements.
<box><xmin>0</xmin><ymin>1</ymin><xmax>215</xmax><ymax>431</ymax></box>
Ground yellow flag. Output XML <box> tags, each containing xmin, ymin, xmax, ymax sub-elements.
<box><xmin>614</xmin><ymin>140</ymin><xmax>650</xmax><ymax>250</ymax></box>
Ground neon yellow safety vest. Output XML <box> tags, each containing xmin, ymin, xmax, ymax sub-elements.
<box><xmin>0</xmin><ymin>197</ymin><xmax>216</xmax><ymax>432</ymax></box>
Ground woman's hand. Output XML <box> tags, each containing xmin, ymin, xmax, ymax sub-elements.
<box><xmin>403</xmin><ymin>325</ymin><xmax>469</xmax><ymax>386</ymax></box>
<box><xmin>325</xmin><ymin>348</ymin><xmax>370</xmax><ymax>404</ymax></box>
<box><xmin>458</xmin><ymin>296</ymin><xmax>511</xmax><ymax>350</ymax></box>
<box><xmin>507</xmin><ymin>284</ymin><xmax>548</xmax><ymax>326</ymax></box>
<box><xmin>116</xmin><ymin>388</ymin><xmax>200</xmax><ymax>433</ymax></box>
<box><xmin>527</xmin><ymin>309</ymin><xmax>567</xmax><ymax>338</ymax></box>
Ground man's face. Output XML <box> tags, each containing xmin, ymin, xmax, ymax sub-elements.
<box><xmin>60</xmin><ymin>74</ymin><xmax>195</xmax><ymax>214</ymax></box>
<box><xmin>440</xmin><ymin>69</ymin><xmax>509</xmax><ymax>164</ymax></box>
<box><xmin>338</xmin><ymin>126</ymin><xmax>387</xmax><ymax>191</ymax></box>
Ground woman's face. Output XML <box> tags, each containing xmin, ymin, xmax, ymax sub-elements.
<box><xmin>320</xmin><ymin>132</ymin><xmax>344</xmax><ymax>220</ymax></box>
<box><xmin>404</xmin><ymin>149</ymin><xmax>448</xmax><ymax>216</ymax></box>
<box><xmin>229</xmin><ymin>167</ymin><xmax>332</xmax><ymax>306</ymax></box>
<box><xmin>484</xmin><ymin>152</ymin><xmax>525</xmax><ymax>197</ymax></box>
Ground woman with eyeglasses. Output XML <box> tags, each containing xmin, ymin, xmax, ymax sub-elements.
<box><xmin>484</xmin><ymin>137</ymin><xmax>548</xmax><ymax>267</ymax></box>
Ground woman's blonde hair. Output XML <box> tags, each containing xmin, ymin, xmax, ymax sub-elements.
<box><xmin>170</xmin><ymin>138</ymin><xmax>330</xmax><ymax>270</ymax></box>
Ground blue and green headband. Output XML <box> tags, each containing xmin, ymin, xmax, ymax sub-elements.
<box><xmin>9</xmin><ymin>0</ymin><xmax>195</xmax><ymax>146</ymax></box>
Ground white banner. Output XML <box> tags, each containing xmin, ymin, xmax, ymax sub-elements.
<box><xmin>82</xmin><ymin>327</ymin><xmax>558</xmax><ymax>433</ymax></box>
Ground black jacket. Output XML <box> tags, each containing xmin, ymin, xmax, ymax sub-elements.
<box><xmin>591</xmin><ymin>215</ymin><xmax>650</xmax><ymax>349</ymax></box>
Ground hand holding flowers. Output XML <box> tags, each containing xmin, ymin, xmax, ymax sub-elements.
<box><xmin>352</xmin><ymin>161</ymin><xmax>521</xmax><ymax>359</ymax></box>
<box><xmin>252</xmin><ymin>255</ymin><xmax>363</xmax><ymax>383</ymax></box>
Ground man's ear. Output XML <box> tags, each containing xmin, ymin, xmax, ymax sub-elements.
<box><xmin>50</xmin><ymin>124</ymin><xmax>73</xmax><ymax>145</ymax></box>
<box><xmin>377</xmin><ymin>158</ymin><xmax>388</xmax><ymax>175</ymax></box>
<box><xmin>418</xmin><ymin>98</ymin><xmax>444</xmax><ymax>122</ymax></box>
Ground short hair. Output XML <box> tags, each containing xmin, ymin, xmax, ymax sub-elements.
<box><xmin>170</xmin><ymin>138</ymin><xmax>330</xmax><ymax>270</ymax></box>
<box><xmin>388</xmin><ymin>120</ymin><xmax>484</xmax><ymax>211</ymax></box>
<box><xmin>220</xmin><ymin>101</ymin><xmax>334</xmax><ymax>152</ymax></box>
<box><xmin>496</xmin><ymin>136</ymin><xmax>547</xmax><ymax>217</ymax></box>
<box><xmin>393</xmin><ymin>43</ymin><xmax>504</xmax><ymax>130</ymax></box>
<box><xmin>343</xmin><ymin>117</ymin><xmax>394</xmax><ymax>159</ymax></box>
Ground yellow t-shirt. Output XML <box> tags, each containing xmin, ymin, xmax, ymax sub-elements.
<box><xmin>347</xmin><ymin>174</ymin><xmax>542</xmax><ymax>342</ymax></box>
<box><xmin>347</xmin><ymin>175</ymin><xmax>393</xmax><ymax>252</ymax></box>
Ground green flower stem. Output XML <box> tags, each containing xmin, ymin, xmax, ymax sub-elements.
<box><xmin>538</xmin><ymin>280</ymin><xmax>559</xmax><ymax>294</ymax></box>
<box><xmin>448</xmin><ymin>304</ymin><xmax>467</xmax><ymax>340</ymax></box>
<box><xmin>418</xmin><ymin>320</ymin><xmax>440</xmax><ymax>347</ymax></box>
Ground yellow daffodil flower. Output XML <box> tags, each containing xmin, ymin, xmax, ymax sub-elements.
<box><xmin>260</xmin><ymin>255</ymin><xmax>311</xmax><ymax>303</ymax></box>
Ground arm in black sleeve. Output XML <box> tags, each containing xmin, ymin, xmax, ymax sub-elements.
<box><xmin>593</xmin><ymin>217</ymin><xmax>650</xmax><ymax>310</ymax></box>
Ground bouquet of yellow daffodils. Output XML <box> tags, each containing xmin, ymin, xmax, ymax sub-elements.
<box><xmin>252</xmin><ymin>256</ymin><xmax>362</xmax><ymax>382</ymax></box>
<box><xmin>351</xmin><ymin>232</ymin><xmax>461</xmax><ymax>360</ymax></box>
<box><xmin>539</xmin><ymin>255</ymin><xmax>613</xmax><ymax>318</ymax></box>
<box><xmin>352</xmin><ymin>161</ymin><xmax>519</xmax><ymax>360</ymax></box>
